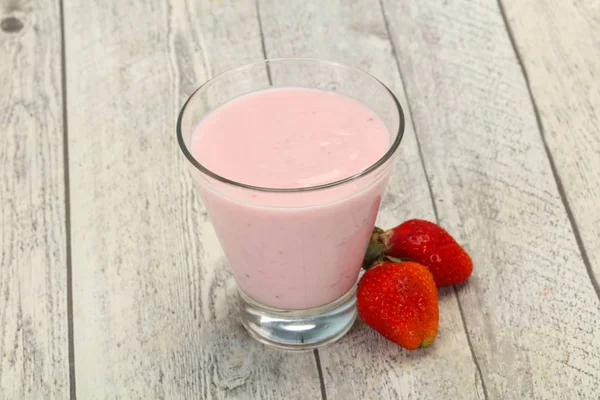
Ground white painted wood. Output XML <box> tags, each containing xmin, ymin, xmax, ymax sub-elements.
<box><xmin>0</xmin><ymin>0</ymin><xmax>69</xmax><ymax>398</ymax></box>
<box><xmin>381</xmin><ymin>0</ymin><xmax>600</xmax><ymax>398</ymax></box>
<box><xmin>64</xmin><ymin>0</ymin><xmax>321</xmax><ymax>398</ymax></box>
<box><xmin>501</xmin><ymin>0</ymin><xmax>600</xmax><ymax>294</ymax></box>
<box><xmin>258</xmin><ymin>1</ymin><xmax>484</xmax><ymax>398</ymax></box>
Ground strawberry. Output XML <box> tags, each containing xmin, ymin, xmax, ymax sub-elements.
<box><xmin>364</xmin><ymin>219</ymin><xmax>472</xmax><ymax>287</ymax></box>
<box><xmin>357</xmin><ymin>261</ymin><xmax>439</xmax><ymax>350</ymax></box>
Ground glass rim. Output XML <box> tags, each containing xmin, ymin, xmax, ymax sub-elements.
<box><xmin>176</xmin><ymin>57</ymin><xmax>405</xmax><ymax>193</ymax></box>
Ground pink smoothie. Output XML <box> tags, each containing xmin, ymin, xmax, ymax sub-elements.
<box><xmin>191</xmin><ymin>88</ymin><xmax>393</xmax><ymax>309</ymax></box>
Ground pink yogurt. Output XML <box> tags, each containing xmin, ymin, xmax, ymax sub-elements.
<box><xmin>191</xmin><ymin>87</ymin><xmax>392</xmax><ymax>309</ymax></box>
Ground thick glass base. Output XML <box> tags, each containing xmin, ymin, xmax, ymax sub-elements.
<box><xmin>238</xmin><ymin>287</ymin><xmax>357</xmax><ymax>350</ymax></box>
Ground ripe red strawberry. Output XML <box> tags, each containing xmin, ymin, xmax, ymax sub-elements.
<box><xmin>364</xmin><ymin>219</ymin><xmax>472</xmax><ymax>287</ymax></box>
<box><xmin>357</xmin><ymin>261</ymin><xmax>439</xmax><ymax>350</ymax></box>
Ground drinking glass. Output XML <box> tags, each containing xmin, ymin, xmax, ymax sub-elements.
<box><xmin>177</xmin><ymin>58</ymin><xmax>404</xmax><ymax>350</ymax></box>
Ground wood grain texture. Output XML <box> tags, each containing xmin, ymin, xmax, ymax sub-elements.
<box><xmin>500</xmin><ymin>0</ymin><xmax>600</xmax><ymax>295</ymax></box>
<box><xmin>0</xmin><ymin>0</ymin><xmax>69</xmax><ymax>398</ymax></box>
<box><xmin>381</xmin><ymin>0</ymin><xmax>600</xmax><ymax>398</ymax></box>
<box><xmin>64</xmin><ymin>0</ymin><xmax>320</xmax><ymax>398</ymax></box>
<box><xmin>258</xmin><ymin>1</ymin><xmax>484</xmax><ymax>399</ymax></box>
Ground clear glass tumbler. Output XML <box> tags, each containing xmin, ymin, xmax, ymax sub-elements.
<box><xmin>177</xmin><ymin>58</ymin><xmax>404</xmax><ymax>350</ymax></box>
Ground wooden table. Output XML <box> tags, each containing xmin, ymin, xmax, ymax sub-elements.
<box><xmin>2</xmin><ymin>0</ymin><xmax>599</xmax><ymax>398</ymax></box>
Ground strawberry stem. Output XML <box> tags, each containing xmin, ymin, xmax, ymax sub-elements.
<box><xmin>362</xmin><ymin>227</ymin><xmax>413</xmax><ymax>269</ymax></box>
<box><xmin>385</xmin><ymin>256</ymin><xmax>411</xmax><ymax>263</ymax></box>
<box><xmin>362</xmin><ymin>227</ymin><xmax>386</xmax><ymax>269</ymax></box>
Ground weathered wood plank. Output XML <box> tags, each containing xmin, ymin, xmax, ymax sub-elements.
<box><xmin>500</xmin><ymin>0</ymin><xmax>600</xmax><ymax>296</ymax></box>
<box><xmin>381</xmin><ymin>0</ymin><xmax>600</xmax><ymax>398</ymax></box>
<box><xmin>64</xmin><ymin>0</ymin><xmax>320</xmax><ymax>398</ymax></box>
<box><xmin>258</xmin><ymin>1</ymin><xmax>483</xmax><ymax>398</ymax></box>
<box><xmin>0</xmin><ymin>0</ymin><xmax>69</xmax><ymax>398</ymax></box>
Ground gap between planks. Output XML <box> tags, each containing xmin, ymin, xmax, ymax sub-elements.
<box><xmin>58</xmin><ymin>0</ymin><xmax>77</xmax><ymax>398</ymax></box>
